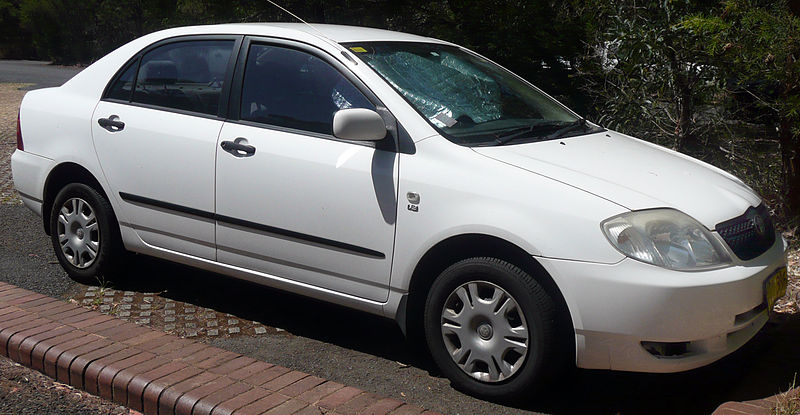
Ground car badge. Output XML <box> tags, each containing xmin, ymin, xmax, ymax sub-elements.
<box><xmin>752</xmin><ymin>214</ymin><xmax>766</xmax><ymax>237</ymax></box>
<box><xmin>407</xmin><ymin>192</ymin><xmax>420</xmax><ymax>212</ymax></box>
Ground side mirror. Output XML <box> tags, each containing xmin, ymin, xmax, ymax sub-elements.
<box><xmin>332</xmin><ymin>108</ymin><xmax>387</xmax><ymax>141</ymax></box>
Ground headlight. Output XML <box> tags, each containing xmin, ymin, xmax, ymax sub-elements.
<box><xmin>601</xmin><ymin>209</ymin><xmax>731</xmax><ymax>271</ymax></box>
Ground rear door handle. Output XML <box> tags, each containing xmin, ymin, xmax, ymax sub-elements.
<box><xmin>98</xmin><ymin>115</ymin><xmax>125</xmax><ymax>132</ymax></box>
<box><xmin>220</xmin><ymin>139</ymin><xmax>256</xmax><ymax>157</ymax></box>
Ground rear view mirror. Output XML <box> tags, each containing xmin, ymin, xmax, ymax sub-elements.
<box><xmin>332</xmin><ymin>108</ymin><xmax>387</xmax><ymax>141</ymax></box>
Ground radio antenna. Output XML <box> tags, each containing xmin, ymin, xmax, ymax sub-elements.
<box><xmin>263</xmin><ymin>0</ymin><xmax>358</xmax><ymax>64</ymax></box>
<box><xmin>264</xmin><ymin>0</ymin><xmax>331</xmax><ymax>41</ymax></box>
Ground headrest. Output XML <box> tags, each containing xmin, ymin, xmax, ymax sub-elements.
<box><xmin>180</xmin><ymin>56</ymin><xmax>210</xmax><ymax>83</ymax></box>
<box><xmin>140</xmin><ymin>60</ymin><xmax>178</xmax><ymax>84</ymax></box>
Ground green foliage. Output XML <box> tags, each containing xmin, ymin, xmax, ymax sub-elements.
<box><xmin>18</xmin><ymin>0</ymin><xmax>94</xmax><ymax>63</ymax></box>
<box><xmin>577</xmin><ymin>0</ymin><xmax>721</xmax><ymax>151</ymax></box>
<box><xmin>432</xmin><ymin>1</ymin><xmax>588</xmax><ymax>110</ymax></box>
<box><xmin>17</xmin><ymin>0</ymin><xmax>183</xmax><ymax>64</ymax></box>
<box><xmin>683</xmin><ymin>0</ymin><xmax>799</xmax><ymax>110</ymax></box>
<box><xmin>0</xmin><ymin>0</ymin><xmax>34</xmax><ymax>59</ymax></box>
<box><xmin>683</xmin><ymin>0</ymin><xmax>800</xmax><ymax>216</ymax></box>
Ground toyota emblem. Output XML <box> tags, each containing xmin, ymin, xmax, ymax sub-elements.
<box><xmin>752</xmin><ymin>214</ymin><xmax>766</xmax><ymax>236</ymax></box>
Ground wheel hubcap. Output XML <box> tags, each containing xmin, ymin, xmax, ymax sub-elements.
<box><xmin>56</xmin><ymin>197</ymin><xmax>100</xmax><ymax>269</ymax></box>
<box><xmin>440</xmin><ymin>281</ymin><xmax>529</xmax><ymax>383</ymax></box>
<box><xmin>477</xmin><ymin>323</ymin><xmax>493</xmax><ymax>340</ymax></box>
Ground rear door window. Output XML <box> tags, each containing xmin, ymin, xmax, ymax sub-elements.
<box><xmin>132</xmin><ymin>40</ymin><xmax>234</xmax><ymax>116</ymax></box>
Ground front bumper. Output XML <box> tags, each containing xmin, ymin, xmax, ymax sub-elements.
<box><xmin>538</xmin><ymin>233</ymin><xmax>788</xmax><ymax>373</ymax></box>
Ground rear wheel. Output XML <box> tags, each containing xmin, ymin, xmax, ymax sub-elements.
<box><xmin>424</xmin><ymin>257</ymin><xmax>557</xmax><ymax>400</ymax></box>
<box><xmin>49</xmin><ymin>183</ymin><xmax>124</xmax><ymax>284</ymax></box>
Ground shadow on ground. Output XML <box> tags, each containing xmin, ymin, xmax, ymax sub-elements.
<box><xmin>103</xmin><ymin>254</ymin><xmax>799</xmax><ymax>415</ymax></box>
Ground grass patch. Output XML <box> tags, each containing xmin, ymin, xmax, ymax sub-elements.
<box><xmin>774</xmin><ymin>376</ymin><xmax>800</xmax><ymax>415</ymax></box>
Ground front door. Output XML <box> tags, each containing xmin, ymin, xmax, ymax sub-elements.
<box><xmin>215</xmin><ymin>41</ymin><xmax>398</xmax><ymax>302</ymax></box>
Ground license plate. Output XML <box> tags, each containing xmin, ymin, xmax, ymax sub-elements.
<box><xmin>766</xmin><ymin>267</ymin><xmax>788</xmax><ymax>310</ymax></box>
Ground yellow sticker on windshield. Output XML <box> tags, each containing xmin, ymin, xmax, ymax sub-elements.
<box><xmin>349</xmin><ymin>46</ymin><xmax>367</xmax><ymax>53</ymax></box>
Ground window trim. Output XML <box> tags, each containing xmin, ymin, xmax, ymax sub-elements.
<box><xmin>100</xmin><ymin>33</ymin><xmax>415</xmax><ymax>154</ymax></box>
<box><xmin>228</xmin><ymin>36</ymin><xmax>405</xmax><ymax>153</ymax></box>
<box><xmin>101</xmin><ymin>34</ymin><xmax>244</xmax><ymax>120</ymax></box>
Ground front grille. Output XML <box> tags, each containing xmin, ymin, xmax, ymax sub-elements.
<box><xmin>715</xmin><ymin>204</ymin><xmax>775</xmax><ymax>260</ymax></box>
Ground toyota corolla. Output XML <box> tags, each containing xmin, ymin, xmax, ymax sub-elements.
<box><xmin>11</xmin><ymin>23</ymin><xmax>788</xmax><ymax>400</ymax></box>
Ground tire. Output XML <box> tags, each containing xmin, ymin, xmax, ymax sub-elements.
<box><xmin>424</xmin><ymin>257</ymin><xmax>557</xmax><ymax>401</ymax></box>
<box><xmin>49</xmin><ymin>183</ymin><xmax>124</xmax><ymax>284</ymax></box>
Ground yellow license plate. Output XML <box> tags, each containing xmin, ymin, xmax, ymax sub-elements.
<box><xmin>766</xmin><ymin>267</ymin><xmax>788</xmax><ymax>310</ymax></box>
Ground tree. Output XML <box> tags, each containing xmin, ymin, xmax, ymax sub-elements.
<box><xmin>0</xmin><ymin>0</ymin><xmax>35</xmax><ymax>59</ymax></box>
<box><xmin>577</xmin><ymin>0</ymin><xmax>720</xmax><ymax>152</ymax></box>
<box><xmin>18</xmin><ymin>0</ymin><xmax>176</xmax><ymax>64</ymax></box>
<box><xmin>439</xmin><ymin>0</ymin><xmax>588</xmax><ymax>111</ymax></box>
<box><xmin>684</xmin><ymin>0</ymin><xmax>800</xmax><ymax>216</ymax></box>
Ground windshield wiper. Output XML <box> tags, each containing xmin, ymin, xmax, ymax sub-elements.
<box><xmin>494</xmin><ymin>122</ymin><xmax>566</xmax><ymax>145</ymax></box>
<box><xmin>544</xmin><ymin>118</ymin><xmax>589</xmax><ymax>140</ymax></box>
<box><xmin>493</xmin><ymin>126</ymin><xmax>536</xmax><ymax>145</ymax></box>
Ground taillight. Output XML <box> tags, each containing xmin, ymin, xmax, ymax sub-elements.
<box><xmin>16</xmin><ymin>111</ymin><xmax>23</xmax><ymax>151</ymax></box>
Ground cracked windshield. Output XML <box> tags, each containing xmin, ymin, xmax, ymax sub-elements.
<box><xmin>347</xmin><ymin>41</ymin><xmax>600</xmax><ymax>145</ymax></box>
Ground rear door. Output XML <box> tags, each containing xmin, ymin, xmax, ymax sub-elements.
<box><xmin>214</xmin><ymin>39</ymin><xmax>399</xmax><ymax>302</ymax></box>
<box><xmin>92</xmin><ymin>36</ymin><xmax>240</xmax><ymax>259</ymax></box>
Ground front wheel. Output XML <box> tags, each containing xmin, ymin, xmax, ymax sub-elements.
<box><xmin>424</xmin><ymin>257</ymin><xmax>558</xmax><ymax>400</ymax></box>
<box><xmin>49</xmin><ymin>183</ymin><xmax>124</xmax><ymax>284</ymax></box>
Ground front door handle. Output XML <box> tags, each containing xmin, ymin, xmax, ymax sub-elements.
<box><xmin>220</xmin><ymin>139</ymin><xmax>256</xmax><ymax>157</ymax></box>
<box><xmin>98</xmin><ymin>115</ymin><xmax>125</xmax><ymax>132</ymax></box>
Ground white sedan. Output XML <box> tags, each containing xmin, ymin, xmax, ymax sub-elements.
<box><xmin>11</xmin><ymin>23</ymin><xmax>788</xmax><ymax>400</ymax></box>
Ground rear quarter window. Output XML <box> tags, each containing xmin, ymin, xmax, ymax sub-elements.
<box><xmin>105</xmin><ymin>61</ymin><xmax>137</xmax><ymax>101</ymax></box>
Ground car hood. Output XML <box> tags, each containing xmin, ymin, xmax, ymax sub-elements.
<box><xmin>472</xmin><ymin>130</ymin><xmax>761</xmax><ymax>229</ymax></box>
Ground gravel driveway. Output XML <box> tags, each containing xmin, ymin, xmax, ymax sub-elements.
<box><xmin>0</xmin><ymin>356</ymin><xmax>133</xmax><ymax>415</ymax></box>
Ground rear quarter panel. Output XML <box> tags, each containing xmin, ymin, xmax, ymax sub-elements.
<box><xmin>17</xmin><ymin>62</ymin><xmax>125</xmax><ymax>226</ymax></box>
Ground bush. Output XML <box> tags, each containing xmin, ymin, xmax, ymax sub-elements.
<box><xmin>0</xmin><ymin>0</ymin><xmax>35</xmax><ymax>59</ymax></box>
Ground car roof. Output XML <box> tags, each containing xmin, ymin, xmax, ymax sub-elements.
<box><xmin>187</xmin><ymin>22</ymin><xmax>447</xmax><ymax>44</ymax></box>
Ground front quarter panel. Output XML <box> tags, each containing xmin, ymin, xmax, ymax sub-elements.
<box><xmin>390</xmin><ymin>136</ymin><xmax>628</xmax><ymax>293</ymax></box>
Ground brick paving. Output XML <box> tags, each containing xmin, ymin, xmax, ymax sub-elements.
<box><xmin>712</xmin><ymin>397</ymin><xmax>777</xmax><ymax>415</ymax></box>
<box><xmin>74</xmin><ymin>286</ymin><xmax>277</xmax><ymax>339</ymax></box>
<box><xmin>0</xmin><ymin>281</ymin><xmax>442</xmax><ymax>415</ymax></box>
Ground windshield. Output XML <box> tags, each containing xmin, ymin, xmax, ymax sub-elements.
<box><xmin>344</xmin><ymin>41</ymin><xmax>599</xmax><ymax>146</ymax></box>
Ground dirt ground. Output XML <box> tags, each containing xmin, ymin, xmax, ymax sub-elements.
<box><xmin>0</xmin><ymin>356</ymin><xmax>137</xmax><ymax>415</ymax></box>
<box><xmin>0</xmin><ymin>83</ymin><xmax>28</xmax><ymax>204</ymax></box>
<box><xmin>777</xmin><ymin>245</ymin><xmax>800</xmax><ymax>315</ymax></box>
